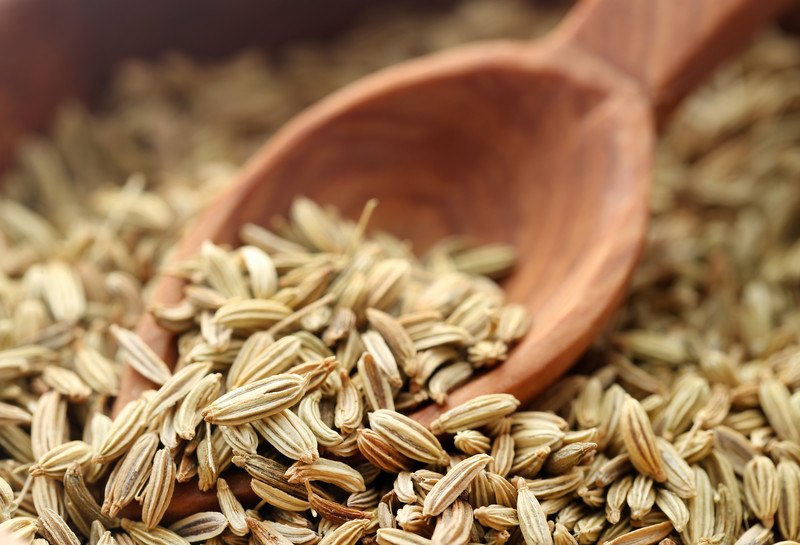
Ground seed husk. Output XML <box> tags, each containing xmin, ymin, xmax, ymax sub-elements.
<box><xmin>30</xmin><ymin>441</ymin><xmax>92</xmax><ymax>478</ymax></box>
<box><xmin>110</xmin><ymin>326</ymin><xmax>172</xmax><ymax>386</ymax></box>
<box><xmin>604</xmin><ymin>521</ymin><xmax>673</xmax><ymax>545</ymax></box>
<box><xmin>376</xmin><ymin>528</ymin><xmax>432</xmax><ymax>545</ymax></box>
<box><xmin>103</xmin><ymin>432</ymin><xmax>159</xmax><ymax>517</ymax></box>
<box><xmin>777</xmin><ymin>460</ymin><xmax>800</xmax><ymax>540</ymax></box>
<box><xmin>252</xmin><ymin>408</ymin><xmax>319</xmax><ymax>463</ymax></box>
<box><xmin>63</xmin><ymin>462</ymin><xmax>117</xmax><ymax>530</ymax></box>
<box><xmin>422</xmin><ymin>453</ymin><xmax>491</xmax><ymax>516</ymax></box>
<box><xmin>286</xmin><ymin>457</ymin><xmax>366</xmax><ymax>493</ymax></box>
<box><xmin>744</xmin><ymin>455</ymin><xmax>779</xmax><ymax>528</ymax></box>
<box><xmin>429</xmin><ymin>394</ymin><xmax>520</xmax><ymax>435</ymax></box>
<box><xmin>517</xmin><ymin>479</ymin><xmax>553</xmax><ymax>545</ymax></box>
<box><xmin>39</xmin><ymin>508</ymin><xmax>80</xmax><ymax>545</ymax></box>
<box><xmin>121</xmin><ymin>519</ymin><xmax>190</xmax><ymax>545</ymax></box>
<box><xmin>201</xmin><ymin>373</ymin><xmax>307</xmax><ymax>425</ymax></box>
<box><xmin>304</xmin><ymin>481</ymin><xmax>371</xmax><ymax>524</ymax></box>
<box><xmin>318</xmin><ymin>518</ymin><xmax>369</xmax><ymax>545</ymax></box>
<box><xmin>621</xmin><ymin>395</ymin><xmax>667</xmax><ymax>482</ymax></box>
<box><xmin>430</xmin><ymin>499</ymin><xmax>472</xmax><ymax>545</ymax></box>
<box><xmin>368</xmin><ymin>410</ymin><xmax>448</xmax><ymax>466</ymax></box>
<box><xmin>167</xmin><ymin>512</ymin><xmax>227</xmax><ymax>542</ymax></box>
<box><xmin>140</xmin><ymin>447</ymin><xmax>176</xmax><ymax>530</ymax></box>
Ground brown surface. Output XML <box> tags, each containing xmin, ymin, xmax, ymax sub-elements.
<box><xmin>107</xmin><ymin>0</ymin><xmax>791</xmax><ymax>516</ymax></box>
<box><xmin>0</xmin><ymin>0</ymin><xmax>457</xmax><ymax>170</ymax></box>
<box><xmin>562</xmin><ymin>0</ymin><xmax>796</xmax><ymax>123</ymax></box>
<box><xmin>0</xmin><ymin>0</ymin><xmax>88</xmax><ymax>170</ymax></box>
<box><xmin>780</xmin><ymin>0</ymin><xmax>800</xmax><ymax>33</ymax></box>
<box><xmin>118</xmin><ymin>469</ymin><xmax>253</xmax><ymax>523</ymax></box>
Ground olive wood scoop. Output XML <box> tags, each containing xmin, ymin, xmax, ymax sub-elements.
<box><xmin>110</xmin><ymin>0</ymin><xmax>789</xmax><ymax>523</ymax></box>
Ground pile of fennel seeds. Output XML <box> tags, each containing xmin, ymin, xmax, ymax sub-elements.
<box><xmin>1</xmin><ymin>0</ymin><xmax>800</xmax><ymax>543</ymax></box>
<box><xmin>5</xmin><ymin>195</ymin><xmax>533</xmax><ymax>545</ymax></box>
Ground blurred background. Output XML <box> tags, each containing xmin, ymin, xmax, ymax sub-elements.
<box><xmin>0</xmin><ymin>0</ymin><xmax>570</xmax><ymax>171</ymax></box>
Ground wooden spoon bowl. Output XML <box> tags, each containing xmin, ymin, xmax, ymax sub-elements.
<box><xmin>113</xmin><ymin>0</ymin><xmax>790</xmax><ymax>520</ymax></box>
<box><xmin>115</xmin><ymin>40</ymin><xmax>651</xmax><ymax>417</ymax></box>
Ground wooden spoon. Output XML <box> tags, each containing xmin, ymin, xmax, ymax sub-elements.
<box><xmin>113</xmin><ymin>0</ymin><xmax>788</xmax><ymax>521</ymax></box>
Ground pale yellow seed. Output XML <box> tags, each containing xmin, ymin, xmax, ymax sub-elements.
<box><xmin>429</xmin><ymin>394</ymin><xmax>520</xmax><ymax>435</ymax></box>
<box><xmin>335</xmin><ymin>371</ymin><xmax>362</xmax><ymax>435</ymax></box>
<box><xmin>627</xmin><ymin>474</ymin><xmax>655</xmax><ymax>521</ymax></box>
<box><xmin>759</xmin><ymin>378</ymin><xmax>800</xmax><ymax>442</ymax></box>
<box><xmin>368</xmin><ymin>409</ymin><xmax>448</xmax><ymax>465</ymax></box>
<box><xmin>744</xmin><ymin>455</ymin><xmax>779</xmax><ymax>528</ymax></box>
<box><xmin>684</xmin><ymin>466</ymin><xmax>715</xmax><ymax>545</ymax></box>
<box><xmin>777</xmin><ymin>460</ymin><xmax>800</xmax><ymax>540</ymax></box>
<box><xmin>227</xmin><ymin>334</ymin><xmax>298</xmax><ymax>389</ymax></box>
<box><xmin>201</xmin><ymin>373</ymin><xmax>306</xmax><ymax>425</ymax></box>
<box><xmin>517</xmin><ymin>479</ymin><xmax>553</xmax><ymax>545</ymax></box>
<box><xmin>605</xmin><ymin>475</ymin><xmax>633</xmax><ymax>525</ymax></box>
<box><xmin>94</xmin><ymin>397</ymin><xmax>148</xmax><ymax>464</ymax></box>
<box><xmin>430</xmin><ymin>499</ymin><xmax>472</xmax><ymax>545</ymax></box>
<box><xmin>147</xmin><ymin>362</ymin><xmax>212</xmax><ymax>417</ymax></box>
<box><xmin>40</xmin><ymin>366</ymin><xmax>91</xmax><ymax>403</ymax></box>
<box><xmin>361</xmin><ymin>330</ymin><xmax>402</xmax><ymax>388</ymax></box>
<box><xmin>240</xmin><ymin>245</ymin><xmax>278</xmax><ymax>299</ymax></box>
<box><xmin>376</xmin><ymin>528</ymin><xmax>432</xmax><ymax>545</ymax></box>
<box><xmin>103</xmin><ymin>432</ymin><xmax>159</xmax><ymax>517</ymax></box>
<box><xmin>74</xmin><ymin>344</ymin><xmax>119</xmax><ymax>395</ymax></box>
<box><xmin>621</xmin><ymin>395</ymin><xmax>667</xmax><ymax>482</ymax></box>
<box><xmin>216</xmin><ymin>478</ymin><xmax>248</xmax><ymax>536</ymax></box>
<box><xmin>298</xmin><ymin>391</ymin><xmax>343</xmax><ymax>447</ymax></box>
<box><xmin>474</xmin><ymin>504</ymin><xmax>519</xmax><ymax>530</ymax></box>
<box><xmin>453</xmin><ymin>430</ymin><xmax>491</xmax><ymax>455</ymax></box>
<box><xmin>318</xmin><ymin>518</ymin><xmax>369</xmax><ymax>545</ymax></box>
<box><xmin>110</xmin><ymin>325</ymin><xmax>172</xmax><ymax>385</ymax></box>
<box><xmin>63</xmin><ymin>462</ymin><xmax>117</xmax><ymax>530</ymax></box>
<box><xmin>121</xmin><ymin>519</ymin><xmax>190</xmax><ymax>545</ymax></box>
<box><xmin>201</xmin><ymin>240</ymin><xmax>250</xmax><ymax>299</ymax></box>
<box><xmin>29</xmin><ymin>441</ymin><xmax>92</xmax><ymax>478</ymax></box>
<box><xmin>358</xmin><ymin>352</ymin><xmax>395</xmax><ymax>412</ymax></box>
<box><xmin>173</xmin><ymin>373</ymin><xmax>222</xmax><ymax>440</ymax></box>
<box><xmin>39</xmin><ymin>508</ymin><xmax>80</xmax><ymax>545</ymax></box>
<box><xmin>422</xmin><ymin>453</ymin><xmax>491</xmax><ymax>516</ymax></box>
<box><xmin>604</xmin><ymin>521</ymin><xmax>673</xmax><ymax>545</ymax></box>
<box><xmin>0</xmin><ymin>517</ymin><xmax>38</xmax><ymax>544</ymax></box>
<box><xmin>286</xmin><ymin>458</ymin><xmax>365</xmax><ymax>493</ymax></box>
<box><xmin>141</xmin><ymin>447</ymin><xmax>176</xmax><ymax>530</ymax></box>
<box><xmin>732</xmin><ymin>524</ymin><xmax>771</xmax><ymax>545</ymax></box>
<box><xmin>655</xmin><ymin>489</ymin><xmax>689</xmax><ymax>532</ymax></box>
<box><xmin>167</xmin><ymin>511</ymin><xmax>227</xmax><ymax>542</ymax></box>
<box><xmin>212</xmin><ymin>299</ymin><xmax>292</xmax><ymax>330</ymax></box>
<box><xmin>252</xmin><ymin>408</ymin><xmax>319</xmax><ymax>463</ymax></box>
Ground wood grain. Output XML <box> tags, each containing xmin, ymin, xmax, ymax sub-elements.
<box><xmin>115</xmin><ymin>0</ymin><xmax>791</xmax><ymax>419</ymax></box>
<box><xmin>110</xmin><ymin>0</ymin><xmax>790</xmax><ymax>514</ymax></box>
<box><xmin>561</xmin><ymin>0</ymin><xmax>793</xmax><ymax>122</ymax></box>
<box><xmin>112</xmin><ymin>40</ymin><xmax>652</xmax><ymax>414</ymax></box>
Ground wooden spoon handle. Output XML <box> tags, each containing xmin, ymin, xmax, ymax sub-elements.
<box><xmin>561</xmin><ymin>0</ymin><xmax>792</xmax><ymax>121</ymax></box>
